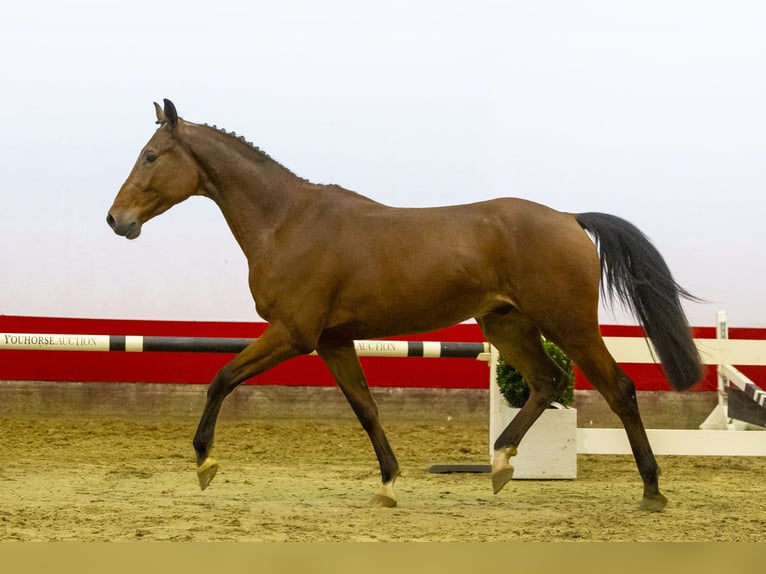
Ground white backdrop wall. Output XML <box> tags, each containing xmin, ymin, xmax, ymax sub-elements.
<box><xmin>1</xmin><ymin>1</ymin><xmax>764</xmax><ymax>328</ymax></box>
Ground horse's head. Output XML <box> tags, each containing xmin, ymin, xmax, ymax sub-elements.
<box><xmin>107</xmin><ymin>99</ymin><xmax>203</xmax><ymax>239</ymax></box>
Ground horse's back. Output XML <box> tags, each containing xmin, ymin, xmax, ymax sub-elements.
<box><xmin>328</xmin><ymin>194</ymin><xmax>580</xmax><ymax>245</ymax></box>
<box><xmin>295</xmin><ymin>193</ymin><xmax>601</xmax><ymax>339</ymax></box>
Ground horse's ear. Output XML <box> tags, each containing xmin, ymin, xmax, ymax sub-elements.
<box><xmin>154</xmin><ymin>101</ymin><xmax>165</xmax><ymax>125</ymax></box>
<box><xmin>163</xmin><ymin>99</ymin><xmax>178</xmax><ymax>128</ymax></box>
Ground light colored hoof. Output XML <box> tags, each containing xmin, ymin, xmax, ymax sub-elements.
<box><xmin>369</xmin><ymin>477</ymin><xmax>397</xmax><ymax>507</ymax></box>
<box><xmin>197</xmin><ymin>457</ymin><xmax>219</xmax><ymax>491</ymax></box>
<box><xmin>639</xmin><ymin>493</ymin><xmax>668</xmax><ymax>512</ymax></box>
<box><xmin>369</xmin><ymin>493</ymin><xmax>397</xmax><ymax>508</ymax></box>
<box><xmin>492</xmin><ymin>466</ymin><xmax>514</xmax><ymax>494</ymax></box>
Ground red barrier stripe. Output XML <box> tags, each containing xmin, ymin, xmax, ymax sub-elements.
<box><xmin>1</xmin><ymin>315</ymin><xmax>761</xmax><ymax>390</ymax></box>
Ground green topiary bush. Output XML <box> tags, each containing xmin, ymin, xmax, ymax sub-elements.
<box><xmin>495</xmin><ymin>340</ymin><xmax>575</xmax><ymax>408</ymax></box>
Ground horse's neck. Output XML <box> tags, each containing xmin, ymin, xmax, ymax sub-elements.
<box><xmin>212</xmin><ymin>171</ymin><xmax>307</xmax><ymax>263</ymax></box>
<box><xmin>184</xmin><ymin>125</ymin><xmax>308</xmax><ymax>260</ymax></box>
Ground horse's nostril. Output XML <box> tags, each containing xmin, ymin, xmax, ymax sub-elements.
<box><xmin>106</xmin><ymin>213</ymin><xmax>116</xmax><ymax>229</ymax></box>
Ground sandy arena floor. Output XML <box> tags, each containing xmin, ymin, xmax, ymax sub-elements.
<box><xmin>1</xmin><ymin>405</ymin><xmax>764</xmax><ymax>541</ymax></box>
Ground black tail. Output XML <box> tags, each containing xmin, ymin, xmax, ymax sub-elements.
<box><xmin>576</xmin><ymin>212</ymin><xmax>703</xmax><ymax>390</ymax></box>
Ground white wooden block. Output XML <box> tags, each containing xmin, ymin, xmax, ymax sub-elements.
<box><xmin>491</xmin><ymin>406</ymin><xmax>578</xmax><ymax>479</ymax></box>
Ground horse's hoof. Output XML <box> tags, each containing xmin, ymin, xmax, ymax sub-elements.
<box><xmin>492</xmin><ymin>466</ymin><xmax>514</xmax><ymax>494</ymax></box>
<box><xmin>639</xmin><ymin>493</ymin><xmax>668</xmax><ymax>512</ymax></box>
<box><xmin>369</xmin><ymin>493</ymin><xmax>397</xmax><ymax>508</ymax></box>
<box><xmin>197</xmin><ymin>457</ymin><xmax>219</xmax><ymax>491</ymax></box>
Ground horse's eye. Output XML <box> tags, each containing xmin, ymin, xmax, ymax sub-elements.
<box><xmin>145</xmin><ymin>152</ymin><xmax>157</xmax><ymax>163</ymax></box>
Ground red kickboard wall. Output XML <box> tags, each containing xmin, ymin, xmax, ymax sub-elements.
<box><xmin>1</xmin><ymin>315</ymin><xmax>764</xmax><ymax>391</ymax></box>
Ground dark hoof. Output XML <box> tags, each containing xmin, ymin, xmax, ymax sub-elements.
<box><xmin>639</xmin><ymin>493</ymin><xmax>668</xmax><ymax>512</ymax></box>
<box><xmin>492</xmin><ymin>466</ymin><xmax>514</xmax><ymax>494</ymax></box>
<box><xmin>197</xmin><ymin>457</ymin><xmax>219</xmax><ymax>491</ymax></box>
<box><xmin>369</xmin><ymin>493</ymin><xmax>397</xmax><ymax>508</ymax></box>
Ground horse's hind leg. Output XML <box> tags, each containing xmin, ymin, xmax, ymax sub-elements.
<box><xmin>316</xmin><ymin>337</ymin><xmax>400</xmax><ymax>507</ymax></box>
<box><xmin>563</xmin><ymin>337</ymin><xmax>667</xmax><ymax>511</ymax></box>
<box><xmin>477</xmin><ymin>310</ymin><xmax>571</xmax><ymax>495</ymax></box>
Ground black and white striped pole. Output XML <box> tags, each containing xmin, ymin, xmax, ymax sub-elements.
<box><xmin>0</xmin><ymin>333</ymin><xmax>490</xmax><ymax>360</ymax></box>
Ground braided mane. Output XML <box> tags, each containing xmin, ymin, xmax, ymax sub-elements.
<box><xmin>202</xmin><ymin>123</ymin><xmax>272</xmax><ymax>160</ymax></box>
<box><xmin>200</xmin><ymin>122</ymin><xmax>307</xmax><ymax>182</ymax></box>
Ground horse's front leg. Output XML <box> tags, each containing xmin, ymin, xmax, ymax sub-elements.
<box><xmin>316</xmin><ymin>337</ymin><xmax>400</xmax><ymax>507</ymax></box>
<box><xmin>193</xmin><ymin>323</ymin><xmax>304</xmax><ymax>490</ymax></box>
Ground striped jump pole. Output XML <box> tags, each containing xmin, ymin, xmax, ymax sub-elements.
<box><xmin>0</xmin><ymin>333</ymin><xmax>490</xmax><ymax>360</ymax></box>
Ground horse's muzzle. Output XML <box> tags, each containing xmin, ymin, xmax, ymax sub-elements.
<box><xmin>106</xmin><ymin>212</ymin><xmax>142</xmax><ymax>239</ymax></box>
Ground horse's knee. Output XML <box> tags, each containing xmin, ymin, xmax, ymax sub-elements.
<box><xmin>353</xmin><ymin>397</ymin><xmax>380</xmax><ymax>431</ymax></box>
<box><xmin>334</xmin><ymin>377</ymin><xmax>380</xmax><ymax>424</ymax></box>
<box><xmin>206</xmin><ymin>366</ymin><xmax>236</xmax><ymax>401</ymax></box>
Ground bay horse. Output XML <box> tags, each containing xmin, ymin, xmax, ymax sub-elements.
<box><xmin>107</xmin><ymin>99</ymin><xmax>702</xmax><ymax>512</ymax></box>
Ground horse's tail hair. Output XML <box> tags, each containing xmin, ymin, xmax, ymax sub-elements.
<box><xmin>576</xmin><ymin>212</ymin><xmax>703</xmax><ymax>391</ymax></box>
